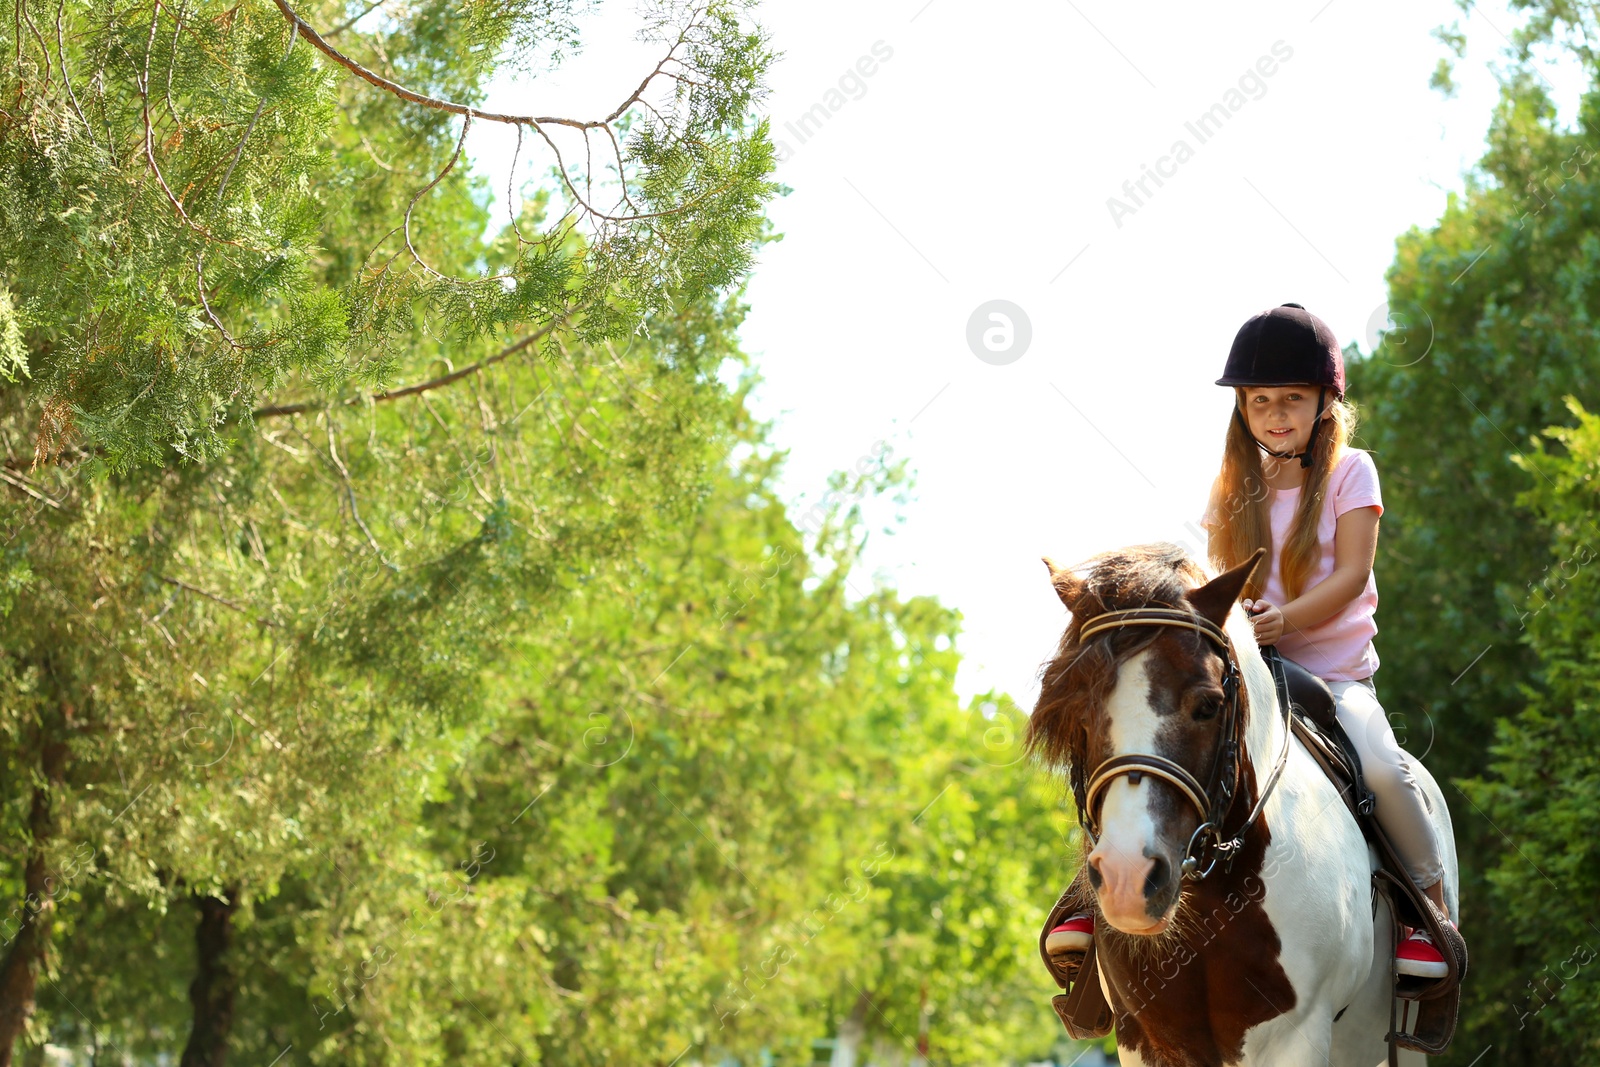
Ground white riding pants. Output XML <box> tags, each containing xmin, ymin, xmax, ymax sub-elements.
<box><xmin>1327</xmin><ymin>676</ymin><xmax>1445</xmax><ymax>889</ymax></box>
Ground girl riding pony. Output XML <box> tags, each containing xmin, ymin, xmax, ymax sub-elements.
<box><xmin>1046</xmin><ymin>302</ymin><xmax>1460</xmax><ymax>979</ymax></box>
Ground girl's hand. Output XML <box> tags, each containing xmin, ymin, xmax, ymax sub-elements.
<box><xmin>1242</xmin><ymin>598</ymin><xmax>1284</xmax><ymax>646</ymax></box>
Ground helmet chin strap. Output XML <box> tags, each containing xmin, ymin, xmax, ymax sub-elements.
<box><xmin>1234</xmin><ymin>387</ymin><xmax>1328</xmax><ymax>469</ymax></box>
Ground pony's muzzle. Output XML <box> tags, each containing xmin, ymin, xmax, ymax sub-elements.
<box><xmin>1087</xmin><ymin>843</ymin><xmax>1176</xmax><ymax>932</ymax></box>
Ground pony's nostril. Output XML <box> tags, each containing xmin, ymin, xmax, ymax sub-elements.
<box><xmin>1145</xmin><ymin>855</ymin><xmax>1170</xmax><ymax>899</ymax></box>
<box><xmin>1087</xmin><ymin>858</ymin><xmax>1105</xmax><ymax>890</ymax></box>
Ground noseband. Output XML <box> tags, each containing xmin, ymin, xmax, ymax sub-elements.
<box><xmin>1076</xmin><ymin>606</ymin><xmax>1290</xmax><ymax>881</ymax></box>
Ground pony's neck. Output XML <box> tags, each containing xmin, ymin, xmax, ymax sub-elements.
<box><xmin>1225</xmin><ymin>606</ymin><xmax>1287</xmax><ymax>810</ymax></box>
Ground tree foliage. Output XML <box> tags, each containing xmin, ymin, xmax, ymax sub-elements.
<box><xmin>1464</xmin><ymin>398</ymin><xmax>1600</xmax><ymax>1057</ymax></box>
<box><xmin>0</xmin><ymin>3</ymin><xmax>1081</xmax><ymax>1061</ymax></box>
<box><xmin>1</xmin><ymin>335</ymin><xmax>1071</xmax><ymax>1061</ymax></box>
<box><xmin>1348</xmin><ymin>5</ymin><xmax>1600</xmax><ymax>1059</ymax></box>
<box><xmin>0</xmin><ymin>0</ymin><xmax>776</xmax><ymax>471</ymax></box>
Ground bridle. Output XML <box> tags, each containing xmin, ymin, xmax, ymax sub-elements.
<box><xmin>1075</xmin><ymin>606</ymin><xmax>1291</xmax><ymax>881</ymax></box>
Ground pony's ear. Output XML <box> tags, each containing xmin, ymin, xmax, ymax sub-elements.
<box><xmin>1187</xmin><ymin>548</ymin><xmax>1266</xmax><ymax>627</ymax></box>
<box><xmin>1043</xmin><ymin>556</ymin><xmax>1086</xmax><ymax>611</ymax></box>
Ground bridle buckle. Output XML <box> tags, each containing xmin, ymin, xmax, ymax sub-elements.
<box><xmin>1181</xmin><ymin>820</ymin><xmax>1219</xmax><ymax>880</ymax></box>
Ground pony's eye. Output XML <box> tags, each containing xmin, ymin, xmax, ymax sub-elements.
<box><xmin>1192</xmin><ymin>695</ymin><xmax>1224</xmax><ymax>722</ymax></box>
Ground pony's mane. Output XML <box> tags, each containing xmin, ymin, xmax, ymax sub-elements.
<box><xmin>1027</xmin><ymin>542</ymin><xmax>1213</xmax><ymax>813</ymax></box>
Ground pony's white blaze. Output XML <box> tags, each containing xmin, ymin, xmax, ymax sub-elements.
<box><xmin>1087</xmin><ymin>650</ymin><xmax>1168</xmax><ymax>933</ymax></box>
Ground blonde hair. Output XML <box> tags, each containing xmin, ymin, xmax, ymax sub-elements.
<box><xmin>1206</xmin><ymin>388</ymin><xmax>1358</xmax><ymax>602</ymax></box>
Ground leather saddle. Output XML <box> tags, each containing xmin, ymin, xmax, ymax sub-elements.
<box><xmin>1039</xmin><ymin>649</ymin><xmax>1467</xmax><ymax>1061</ymax></box>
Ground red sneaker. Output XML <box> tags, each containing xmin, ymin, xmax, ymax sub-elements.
<box><xmin>1046</xmin><ymin>913</ymin><xmax>1094</xmax><ymax>956</ymax></box>
<box><xmin>1396</xmin><ymin>924</ymin><xmax>1451</xmax><ymax>979</ymax></box>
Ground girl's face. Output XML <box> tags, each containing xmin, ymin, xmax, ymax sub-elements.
<box><xmin>1239</xmin><ymin>385</ymin><xmax>1329</xmax><ymax>455</ymax></box>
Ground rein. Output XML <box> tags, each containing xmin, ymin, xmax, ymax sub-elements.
<box><xmin>1076</xmin><ymin>606</ymin><xmax>1292</xmax><ymax>881</ymax></box>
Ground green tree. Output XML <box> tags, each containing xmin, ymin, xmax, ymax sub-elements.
<box><xmin>1348</xmin><ymin>11</ymin><xmax>1600</xmax><ymax>1058</ymax></box>
<box><xmin>0</xmin><ymin>0</ymin><xmax>777</xmax><ymax>1058</ymax></box>
<box><xmin>0</xmin><ymin>281</ymin><xmax>755</xmax><ymax>1062</ymax></box>
<box><xmin>6</xmin><ymin>356</ymin><xmax>1070</xmax><ymax>1063</ymax></box>
<box><xmin>0</xmin><ymin>1</ymin><xmax>1080</xmax><ymax>1061</ymax></box>
<box><xmin>401</xmin><ymin>441</ymin><xmax>1066</xmax><ymax>1066</ymax></box>
<box><xmin>1465</xmin><ymin>398</ymin><xmax>1600</xmax><ymax>1058</ymax></box>
<box><xmin>0</xmin><ymin>0</ymin><xmax>775</xmax><ymax>472</ymax></box>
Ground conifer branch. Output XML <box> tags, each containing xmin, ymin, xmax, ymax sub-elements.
<box><xmin>403</xmin><ymin>112</ymin><xmax>473</xmax><ymax>281</ymax></box>
<box><xmin>507</xmin><ymin>123</ymin><xmax>529</xmax><ymax>242</ymax></box>
<box><xmin>325</xmin><ymin>416</ymin><xmax>393</xmax><ymax>569</ymax></box>
<box><xmin>251</xmin><ymin>315</ymin><xmax>568</xmax><ymax>420</ymax></box>
<box><xmin>324</xmin><ymin>0</ymin><xmax>386</xmax><ymax>38</ymax></box>
<box><xmin>55</xmin><ymin>0</ymin><xmax>95</xmax><ymax>144</ymax></box>
<box><xmin>268</xmin><ymin>0</ymin><xmax>724</xmax><ymax>225</ymax></box>
<box><xmin>268</xmin><ymin>0</ymin><xmax>694</xmax><ymax>133</ymax></box>
<box><xmin>195</xmin><ymin>252</ymin><xmax>241</xmax><ymax>348</ymax></box>
<box><xmin>0</xmin><ymin>465</ymin><xmax>62</xmax><ymax>508</ymax></box>
<box><xmin>210</xmin><ymin>19</ymin><xmax>296</xmax><ymax>292</ymax></box>
<box><xmin>137</xmin><ymin>1</ymin><xmax>251</xmax><ymax>250</ymax></box>
<box><xmin>600</xmin><ymin>122</ymin><xmax>640</xmax><ymax>215</ymax></box>
<box><xmin>216</xmin><ymin>100</ymin><xmax>268</xmax><ymax>203</ymax></box>
<box><xmin>20</xmin><ymin>0</ymin><xmax>52</xmax><ymax>83</ymax></box>
<box><xmin>158</xmin><ymin>575</ymin><xmax>280</xmax><ymax>628</ymax></box>
<box><xmin>418</xmin><ymin>392</ymin><xmax>497</xmax><ymax>509</ymax></box>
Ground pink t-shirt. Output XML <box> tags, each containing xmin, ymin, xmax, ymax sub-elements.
<box><xmin>1202</xmin><ymin>448</ymin><xmax>1383</xmax><ymax>681</ymax></box>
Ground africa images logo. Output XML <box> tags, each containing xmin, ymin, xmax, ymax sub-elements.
<box><xmin>1106</xmin><ymin>40</ymin><xmax>1294</xmax><ymax>228</ymax></box>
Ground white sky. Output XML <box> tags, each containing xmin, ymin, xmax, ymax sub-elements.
<box><xmin>473</xmin><ymin>0</ymin><xmax>1589</xmax><ymax>712</ymax></box>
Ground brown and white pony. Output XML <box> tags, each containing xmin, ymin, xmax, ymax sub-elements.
<box><xmin>1029</xmin><ymin>543</ymin><xmax>1457</xmax><ymax>1067</ymax></box>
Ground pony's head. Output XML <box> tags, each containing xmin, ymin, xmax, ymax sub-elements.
<box><xmin>1028</xmin><ymin>542</ymin><xmax>1265</xmax><ymax>936</ymax></box>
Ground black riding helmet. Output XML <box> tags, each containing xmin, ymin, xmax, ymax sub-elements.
<box><xmin>1217</xmin><ymin>303</ymin><xmax>1345</xmax><ymax>468</ymax></box>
